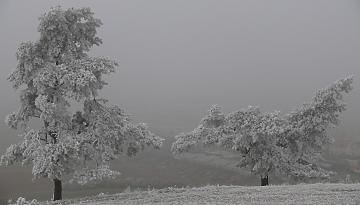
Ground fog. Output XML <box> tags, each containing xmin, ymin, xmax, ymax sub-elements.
<box><xmin>0</xmin><ymin>0</ymin><xmax>360</xmax><ymax>202</ymax></box>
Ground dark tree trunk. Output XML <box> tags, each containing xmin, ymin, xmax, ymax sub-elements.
<box><xmin>53</xmin><ymin>178</ymin><xmax>62</xmax><ymax>201</ymax></box>
<box><xmin>50</xmin><ymin>60</ymin><xmax>62</xmax><ymax>201</ymax></box>
<box><xmin>261</xmin><ymin>175</ymin><xmax>269</xmax><ymax>186</ymax></box>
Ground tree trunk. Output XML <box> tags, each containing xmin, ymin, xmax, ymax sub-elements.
<box><xmin>53</xmin><ymin>178</ymin><xmax>62</xmax><ymax>201</ymax></box>
<box><xmin>51</xmin><ymin>60</ymin><xmax>62</xmax><ymax>201</ymax></box>
<box><xmin>260</xmin><ymin>175</ymin><xmax>269</xmax><ymax>186</ymax></box>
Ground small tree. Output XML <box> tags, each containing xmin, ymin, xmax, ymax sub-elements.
<box><xmin>171</xmin><ymin>76</ymin><xmax>353</xmax><ymax>186</ymax></box>
<box><xmin>1</xmin><ymin>6</ymin><xmax>163</xmax><ymax>201</ymax></box>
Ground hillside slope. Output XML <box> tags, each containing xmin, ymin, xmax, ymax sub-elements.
<box><xmin>37</xmin><ymin>183</ymin><xmax>360</xmax><ymax>205</ymax></box>
<box><xmin>2</xmin><ymin>137</ymin><xmax>360</xmax><ymax>204</ymax></box>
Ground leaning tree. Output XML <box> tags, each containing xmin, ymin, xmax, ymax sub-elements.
<box><xmin>172</xmin><ymin>76</ymin><xmax>353</xmax><ymax>186</ymax></box>
<box><xmin>1</xmin><ymin>7</ymin><xmax>163</xmax><ymax>201</ymax></box>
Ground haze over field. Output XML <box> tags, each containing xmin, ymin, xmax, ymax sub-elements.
<box><xmin>0</xmin><ymin>0</ymin><xmax>360</xmax><ymax>203</ymax></box>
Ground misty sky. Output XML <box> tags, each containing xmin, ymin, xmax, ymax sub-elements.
<box><xmin>0</xmin><ymin>0</ymin><xmax>360</xmax><ymax>153</ymax></box>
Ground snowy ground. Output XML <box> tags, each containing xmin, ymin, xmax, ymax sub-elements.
<box><xmin>34</xmin><ymin>183</ymin><xmax>360</xmax><ymax>205</ymax></box>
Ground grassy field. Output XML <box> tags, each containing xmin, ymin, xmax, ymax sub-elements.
<box><xmin>31</xmin><ymin>183</ymin><xmax>360</xmax><ymax>205</ymax></box>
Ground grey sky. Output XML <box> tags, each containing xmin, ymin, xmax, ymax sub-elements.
<box><xmin>0</xmin><ymin>0</ymin><xmax>360</xmax><ymax>153</ymax></box>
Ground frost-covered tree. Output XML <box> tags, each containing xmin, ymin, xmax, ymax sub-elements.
<box><xmin>172</xmin><ymin>76</ymin><xmax>353</xmax><ymax>186</ymax></box>
<box><xmin>1</xmin><ymin>7</ymin><xmax>163</xmax><ymax>201</ymax></box>
<box><xmin>280</xmin><ymin>76</ymin><xmax>354</xmax><ymax>181</ymax></box>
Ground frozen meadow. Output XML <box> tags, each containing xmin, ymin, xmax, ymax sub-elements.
<box><xmin>14</xmin><ymin>183</ymin><xmax>360</xmax><ymax>205</ymax></box>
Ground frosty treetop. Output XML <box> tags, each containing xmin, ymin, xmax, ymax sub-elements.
<box><xmin>1</xmin><ymin>6</ymin><xmax>163</xmax><ymax>184</ymax></box>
